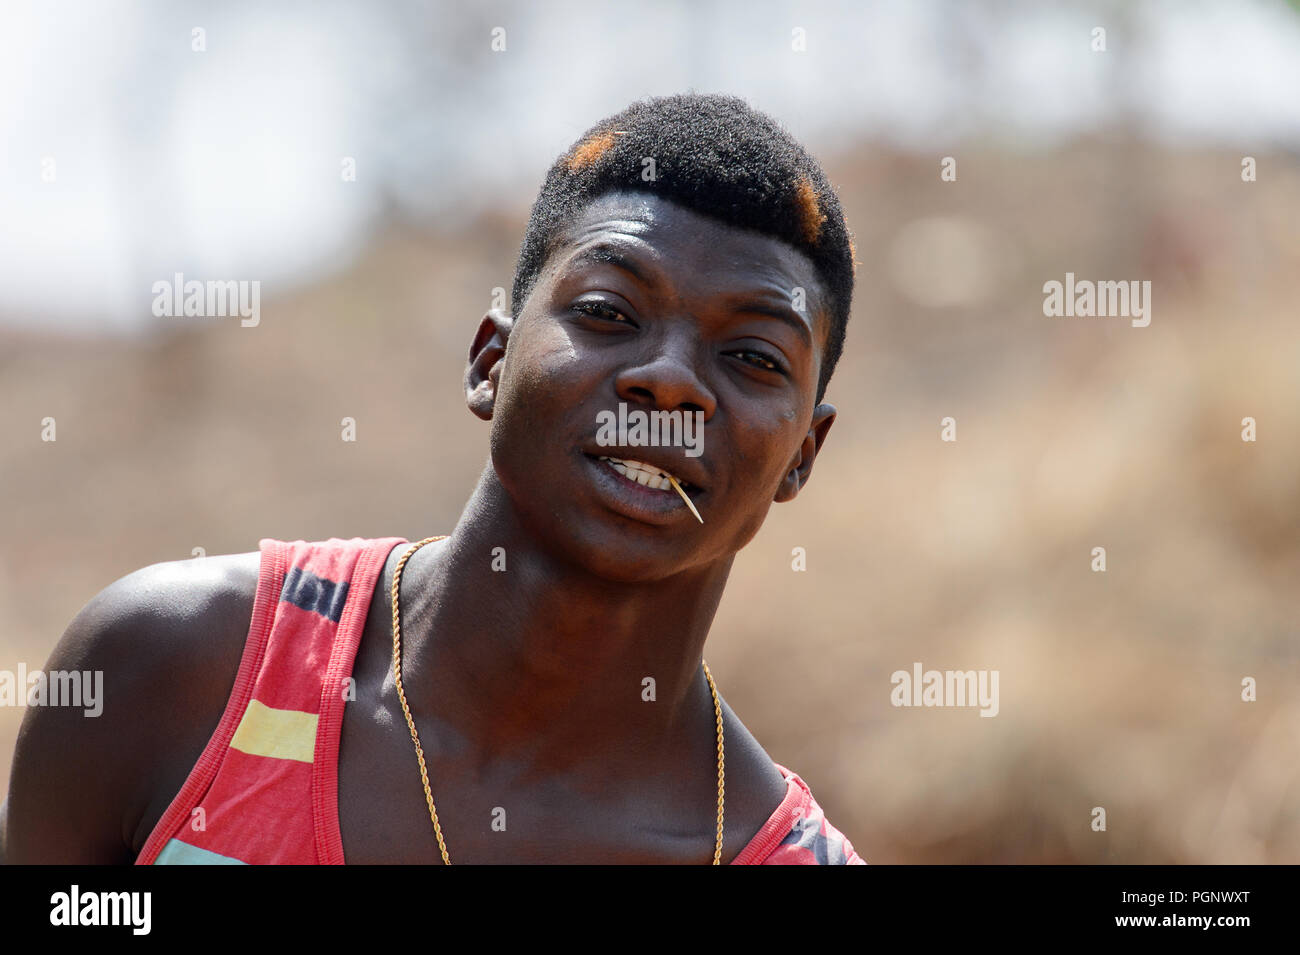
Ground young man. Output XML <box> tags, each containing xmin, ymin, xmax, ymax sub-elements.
<box><xmin>1</xmin><ymin>92</ymin><xmax>863</xmax><ymax>864</ymax></box>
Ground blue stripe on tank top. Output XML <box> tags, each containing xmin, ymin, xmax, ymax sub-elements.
<box><xmin>279</xmin><ymin>565</ymin><xmax>350</xmax><ymax>623</ymax></box>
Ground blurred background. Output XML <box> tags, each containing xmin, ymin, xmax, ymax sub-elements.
<box><xmin>2</xmin><ymin>0</ymin><xmax>1298</xmax><ymax>863</ymax></box>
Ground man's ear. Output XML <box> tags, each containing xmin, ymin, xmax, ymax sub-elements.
<box><xmin>466</xmin><ymin>308</ymin><xmax>514</xmax><ymax>421</ymax></box>
<box><xmin>774</xmin><ymin>403</ymin><xmax>836</xmax><ymax>503</ymax></box>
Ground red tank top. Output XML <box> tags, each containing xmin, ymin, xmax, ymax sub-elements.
<box><xmin>135</xmin><ymin>537</ymin><xmax>864</xmax><ymax>865</ymax></box>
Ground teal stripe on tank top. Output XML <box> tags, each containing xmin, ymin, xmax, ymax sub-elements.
<box><xmin>153</xmin><ymin>838</ymin><xmax>249</xmax><ymax>865</ymax></box>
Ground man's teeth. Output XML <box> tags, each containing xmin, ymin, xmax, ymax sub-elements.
<box><xmin>597</xmin><ymin>456</ymin><xmax>688</xmax><ymax>492</ymax></box>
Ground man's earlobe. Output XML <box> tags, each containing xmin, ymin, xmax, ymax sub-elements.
<box><xmin>465</xmin><ymin>308</ymin><xmax>514</xmax><ymax>420</ymax></box>
<box><xmin>774</xmin><ymin>403</ymin><xmax>836</xmax><ymax>503</ymax></box>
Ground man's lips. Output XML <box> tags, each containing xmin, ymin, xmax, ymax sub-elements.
<box><xmin>581</xmin><ymin>449</ymin><xmax>707</xmax><ymax>494</ymax></box>
<box><xmin>580</xmin><ymin>451</ymin><xmax>706</xmax><ymax>526</ymax></box>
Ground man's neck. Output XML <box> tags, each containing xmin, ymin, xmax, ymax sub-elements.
<box><xmin>396</xmin><ymin>464</ymin><xmax>736</xmax><ymax>785</ymax></box>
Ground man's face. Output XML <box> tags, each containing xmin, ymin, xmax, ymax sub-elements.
<box><xmin>473</xmin><ymin>190</ymin><xmax>837</xmax><ymax>582</ymax></box>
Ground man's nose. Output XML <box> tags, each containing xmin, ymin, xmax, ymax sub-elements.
<box><xmin>613</xmin><ymin>331</ymin><xmax>716</xmax><ymax>418</ymax></box>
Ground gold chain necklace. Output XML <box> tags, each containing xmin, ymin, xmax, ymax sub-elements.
<box><xmin>390</xmin><ymin>536</ymin><xmax>726</xmax><ymax>864</ymax></box>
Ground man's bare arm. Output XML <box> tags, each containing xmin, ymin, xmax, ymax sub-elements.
<box><xmin>3</xmin><ymin>553</ymin><xmax>259</xmax><ymax>863</ymax></box>
<box><xmin>0</xmin><ymin>796</ymin><xmax>10</xmax><ymax>864</ymax></box>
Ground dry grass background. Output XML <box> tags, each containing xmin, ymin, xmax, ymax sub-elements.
<box><xmin>2</xmin><ymin>137</ymin><xmax>1297</xmax><ymax>862</ymax></box>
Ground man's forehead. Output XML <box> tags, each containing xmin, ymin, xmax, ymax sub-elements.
<box><xmin>553</xmin><ymin>191</ymin><xmax>824</xmax><ymax>298</ymax></box>
<box><xmin>566</xmin><ymin>191</ymin><xmax>659</xmax><ymax>235</ymax></box>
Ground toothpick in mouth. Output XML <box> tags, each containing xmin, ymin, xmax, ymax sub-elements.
<box><xmin>666</xmin><ymin>475</ymin><xmax>703</xmax><ymax>524</ymax></box>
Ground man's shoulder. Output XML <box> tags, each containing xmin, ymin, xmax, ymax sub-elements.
<box><xmin>739</xmin><ymin>764</ymin><xmax>867</xmax><ymax>866</ymax></box>
<box><xmin>68</xmin><ymin>551</ymin><xmax>264</xmax><ymax>693</ymax></box>
<box><xmin>99</xmin><ymin>550</ymin><xmax>263</xmax><ymax>628</ymax></box>
<box><xmin>2</xmin><ymin>550</ymin><xmax>263</xmax><ymax>862</ymax></box>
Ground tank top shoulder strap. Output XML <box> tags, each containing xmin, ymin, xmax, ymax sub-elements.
<box><xmin>135</xmin><ymin>536</ymin><xmax>407</xmax><ymax>865</ymax></box>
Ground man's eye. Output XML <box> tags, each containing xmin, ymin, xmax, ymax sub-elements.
<box><xmin>732</xmin><ymin>350</ymin><xmax>786</xmax><ymax>374</ymax></box>
<box><xmin>571</xmin><ymin>301</ymin><xmax>631</xmax><ymax>324</ymax></box>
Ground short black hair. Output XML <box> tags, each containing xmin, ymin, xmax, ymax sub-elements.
<box><xmin>509</xmin><ymin>92</ymin><xmax>856</xmax><ymax>407</ymax></box>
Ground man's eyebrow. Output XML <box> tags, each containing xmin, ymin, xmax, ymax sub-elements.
<box><xmin>568</xmin><ymin>244</ymin><xmax>655</xmax><ymax>286</ymax></box>
<box><xmin>569</xmin><ymin>242</ymin><xmax>814</xmax><ymax>348</ymax></box>
<box><xmin>723</xmin><ymin>296</ymin><xmax>814</xmax><ymax>348</ymax></box>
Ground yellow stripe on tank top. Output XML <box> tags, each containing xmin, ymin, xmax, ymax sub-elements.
<box><xmin>229</xmin><ymin>699</ymin><xmax>319</xmax><ymax>763</ymax></box>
